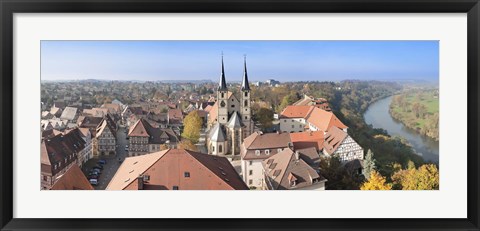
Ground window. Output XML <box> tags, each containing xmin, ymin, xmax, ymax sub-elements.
<box><xmin>291</xmin><ymin>125</ymin><xmax>294</xmax><ymax>128</ymax></box>
<box><xmin>231</xmin><ymin>105</ymin><xmax>235</xmax><ymax>108</ymax></box>
<box><xmin>265</xmin><ymin>149</ymin><xmax>270</xmax><ymax>155</ymax></box>
<box><xmin>184</xmin><ymin>172</ymin><xmax>190</xmax><ymax>177</ymax></box>
<box><xmin>255</xmin><ymin>150</ymin><xmax>260</xmax><ymax>156</ymax></box>
<box><xmin>277</xmin><ymin>148</ymin><xmax>283</xmax><ymax>153</ymax></box>
<box><xmin>212</xmin><ymin>146</ymin><xmax>215</xmax><ymax>152</ymax></box>
<box><xmin>220</xmin><ymin>100</ymin><xmax>226</xmax><ymax>107</ymax></box>
<box><xmin>249</xmin><ymin>170</ymin><xmax>253</xmax><ymax>175</ymax></box>
<box><xmin>284</xmin><ymin>120</ymin><xmax>287</xmax><ymax>122</ymax></box>
<box><xmin>43</xmin><ymin>176</ymin><xmax>47</xmax><ymax>181</ymax></box>
<box><xmin>249</xmin><ymin>179</ymin><xmax>253</xmax><ymax>185</ymax></box>
<box><xmin>249</xmin><ymin>161</ymin><xmax>253</xmax><ymax>166</ymax></box>
<box><xmin>244</xmin><ymin>91</ymin><xmax>248</xmax><ymax>97</ymax></box>
<box><xmin>173</xmin><ymin>186</ymin><xmax>179</xmax><ymax>190</ymax></box>
<box><xmin>218</xmin><ymin>145</ymin><xmax>223</xmax><ymax>153</ymax></box>
<box><xmin>244</xmin><ymin>100</ymin><xmax>248</xmax><ymax>107</ymax></box>
<box><xmin>221</xmin><ymin>92</ymin><xmax>225</xmax><ymax>98</ymax></box>
<box><xmin>245</xmin><ymin>116</ymin><xmax>247</xmax><ymax>119</ymax></box>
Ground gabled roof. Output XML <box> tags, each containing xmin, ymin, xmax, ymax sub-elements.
<box><xmin>129</xmin><ymin>118</ymin><xmax>180</xmax><ymax>143</ymax></box>
<box><xmin>323</xmin><ymin>126</ymin><xmax>349</xmax><ymax>155</ymax></box>
<box><xmin>107</xmin><ymin>149</ymin><xmax>248</xmax><ymax>190</ymax></box>
<box><xmin>226</xmin><ymin>112</ymin><xmax>244</xmax><ymax>128</ymax></box>
<box><xmin>289</xmin><ymin>131</ymin><xmax>324</xmax><ymax>150</ymax></box>
<box><xmin>50</xmin><ymin>165</ymin><xmax>94</xmax><ymax>190</ymax></box>
<box><xmin>242</xmin><ymin>132</ymin><xmax>291</xmax><ymax>150</ymax></box>
<box><xmin>128</xmin><ymin>119</ymin><xmax>150</xmax><ymax>137</ymax></box>
<box><xmin>42</xmin><ymin>129</ymin><xmax>86</xmax><ymax>176</ymax></box>
<box><xmin>263</xmin><ymin>148</ymin><xmax>325</xmax><ymax>190</ymax></box>
<box><xmin>106</xmin><ymin>150</ymin><xmax>169</xmax><ymax>190</ymax></box>
<box><xmin>307</xmin><ymin>107</ymin><xmax>347</xmax><ymax>132</ymax></box>
<box><xmin>60</xmin><ymin>106</ymin><xmax>78</xmax><ymax>121</ymax></box>
<box><xmin>280</xmin><ymin>105</ymin><xmax>314</xmax><ymax>119</ymax></box>
<box><xmin>209</xmin><ymin>122</ymin><xmax>226</xmax><ymax>142</ymax></box>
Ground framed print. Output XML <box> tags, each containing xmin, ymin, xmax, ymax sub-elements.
<box><xmin>1</xmin><ymin>0</ymin><xmax>479</xmax><ymax>230</ymax></box>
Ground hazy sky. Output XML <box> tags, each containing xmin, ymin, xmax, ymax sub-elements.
<box><xmin>41</xmin><ymin>41</ymin><xmax>439</xmax><ymax>82</ymax></box>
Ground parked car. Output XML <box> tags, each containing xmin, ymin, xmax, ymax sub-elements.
<box><xmin>94</xmin><ymin>164</ymin><xmax>104</xmax><ymax>170</ymax></box>
<box><xmin>97</xmin><ymin>159</ymin><xmax>107</xmax><ymax>165</ymax></box>
<box><xmin>92</xmin><ymin>168</ymin><xmax>102</xmax><ymax>174</ymax></box>
<box><xmin>88</xmin><ymin>171</ymin><xmax>99</xmax><ymax>176</ymax></box>
<box><xmin>89</xmin><ymin>179</ymin><xmax>98</xmax><ymax>186</ymax></box>
<box><xmin>125</xmin><ymin>145</ymin><xmax>129</xmax><ymax>148</ymax></box>
<box><xmin>88</xmin><ymin>174</ymin><xmax>98</xmax><ymax>180</ymax></box>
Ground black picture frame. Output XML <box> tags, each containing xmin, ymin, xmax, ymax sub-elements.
<box><xmin>1</xmin><ymin>0</ymin><xmax>479</xmax><ymax>230</ymax></box>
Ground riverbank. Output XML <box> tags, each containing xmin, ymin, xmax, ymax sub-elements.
<box><xmin>389</xmin><ymin>91</ymin><xmax>439</xmax><ymax>141</ymax></box>
<box><xmin>364</xmin><ymin>96</ymin><xmax>439</xmax><ymax>163</ymax></box>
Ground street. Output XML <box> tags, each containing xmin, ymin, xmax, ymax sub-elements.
<box><xmin>82</xmin><ymin>126</ymin><xmax>129</xmax><ymax>190</ymax></box>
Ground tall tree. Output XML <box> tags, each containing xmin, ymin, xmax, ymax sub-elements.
<box><xmin>360</xmin><ymin>170</ymin><xmax>392</xmax><ymax>190</ymax></box>
<box><xmin>181</xmin><ymin>111</ymin><xmax>203</xmax><ymax>143</ymax></box>
<box><xmin>363</xmin><ymin>149</ymin><xmax>376</xmax><ymax>180</ymax></box>
<box><xmin>255</xmin><ymin>107</ymin><xmax>274</xmax><ymax>131</ymax></box>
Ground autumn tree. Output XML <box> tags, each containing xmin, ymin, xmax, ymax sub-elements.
<box><xmin>392</xmin><ymin>163</ymin><xmax>439</xmax><ymax>190</ymax></box>
<box><xmin>181</xmin><ymin>111</ymin><xmax>203</xmax><ymax>143</ymax></box>
<box><xmin>159</xmin><ymin>144</ymin><xmax>169</xmax><ymax>151</ymax></box>
<box><xmin>177</xmin><ymin>140</ymin><xmax>198</xmax><ymax>152</ymax></box>
<box><xmin>363</xmin><ymin>149</ymin><xmax>376</xmax><ymax>180</ymax></box>
<box><xmin>360</xmin><ymin>170</ymin><xmax>392</xmax><ymax>190</ymax></box>
<box><xmin>278</xmin><ymin>91</ymin><xmax>301</xmax><ymax>112</ymax></box>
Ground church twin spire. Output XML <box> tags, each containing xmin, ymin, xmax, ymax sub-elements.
<box><xmin>218</xmin><ymin>54</ymin><xmax>228</xmax><ymax>91</ymax></box>
<box><xmin>218</xmin><ymin>54</ymin><xmax>250</xmax><ymax>91</ymax></box>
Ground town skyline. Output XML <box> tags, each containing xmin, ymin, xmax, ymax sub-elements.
<box><xmin>41</xmin><ymin>41</ymin><xmax>439</xmax><ymax>82</ymax></box>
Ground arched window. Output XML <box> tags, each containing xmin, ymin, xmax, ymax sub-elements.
<box><xmin>218</xmin><ymin>145</ymin><xmax>223</xmax><ymax>153</ymax></box>
<box><xmin>244</xmin><ymin>91</ymin><xmax>248</xmax><ymax>97</ymax></box>
<box><xmin>221</xmin><ymin>92</ymin><xmax>225</xmax><ymax>98</ymax></box>
<box><xmin>220</xmin><ymin>100</ymin><xmax>226</xmax><ymax>107</ymax></box>
<box><xmin>244</xmin><ymin>100</ymin><xmax>248</xmax><ymax>107</ymax></box>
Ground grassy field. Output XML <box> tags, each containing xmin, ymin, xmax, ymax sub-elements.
<box><xmin>390</xmin><ymin>90</ymin><xmax>439</xmax><ymax>140</ymax></box>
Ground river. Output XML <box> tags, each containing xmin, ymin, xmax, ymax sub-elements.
<box><xmin>363</xmin><ymin>96</ymin><xmax>439</xmax><ymax>163</ymax></box>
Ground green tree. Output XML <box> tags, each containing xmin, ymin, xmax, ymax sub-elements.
<box><xmin>360</xmin><ymin>170</ymin><xmax>392</xmax><ymax>190</ymax></box>
<box><xmin>181</xmin><ymin>111</ymin><xmax>203</xmax><ymax>143</ymax></box>
<box><xmin>363</xmin><ymin>149</ymin><xmax>376</xmax><ymax>180</ymax></box>
<box><xmin>255</xmin><ymin>107</ymin><xmax>274</xmax><ymax>131</ymax></box>
<box><xmin>278</xmin><ymin>91</ymin><xmax>301</xmax><ymax>112</ymax></box>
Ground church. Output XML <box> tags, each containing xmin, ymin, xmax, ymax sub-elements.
<box><xmin>207</xmin><ymin>56</ymin><xmax>254</xmax><ymax>156</ymax></box>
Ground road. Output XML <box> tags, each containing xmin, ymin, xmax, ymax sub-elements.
<box><xmin>82</xmin><ymin>126</ymin><xmax>129</xmax><ymax>190</ymax></box>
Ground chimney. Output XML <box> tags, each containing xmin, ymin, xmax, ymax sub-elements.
<box><xmin>295</xmin><ymin>151</ymin><xmax>300</xmax><ymax>160</ymax></box>
<box><xmin>137</xmin><ymin>176</ymin><xmax>144</xmax><ymax>190</ymax></box>
<box><xmin>287</xmin><ymin>142</ymin><xmax>294</xmax><ymax>150</ymax></box>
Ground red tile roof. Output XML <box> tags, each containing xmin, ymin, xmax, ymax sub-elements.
<box><xmin>263</xmin><ymin>148</ymin><xmax>325</xmax><ymax>190</ymax></box>
<box><xmin>107</xmin><ymin>149</ymin><xmax>248</xmax><ymax>190</ymax></box>
<box><xmin>50</xmin><ymin>165</ymin><xmax>94</xmax><ymax>190</ymax></box>
<box><xmin>323</xmin><ymin>126</ymin><xmax>349</xmax><ymax>155</ymax></box>
<box><xmin>289</xmin><ymin>131</ymin><xmax>324</xmax><ymax>150</ymax></box>
<box><xmin>280</xmin><ymin>105</ymin><xmax>314</xmax><ymax>119</ymax></box>
<box><xmin>306</xmin><ymin>107</ymin><xmax>347</xmax><ymax>132</ymax></box>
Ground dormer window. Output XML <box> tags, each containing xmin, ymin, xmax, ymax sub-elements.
<box><xmin>255</xmin><ymin>150</ymin><xmax>260</xmax><ymax>156</ymax></box>
<box><xmin>265</xmin><ymin>149</ymin><xmax>270</xmax><ymax>155</ymax></box>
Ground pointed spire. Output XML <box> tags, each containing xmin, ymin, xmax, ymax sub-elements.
<box><xmin>241</xmin><ymin>55</ymin><xmax>251</xmax><ymax>91</ymax></box>
<box><xmin>218</xmin><ymin>52</ymin><xmax>227</xmax><ymax>91</ymax></box>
